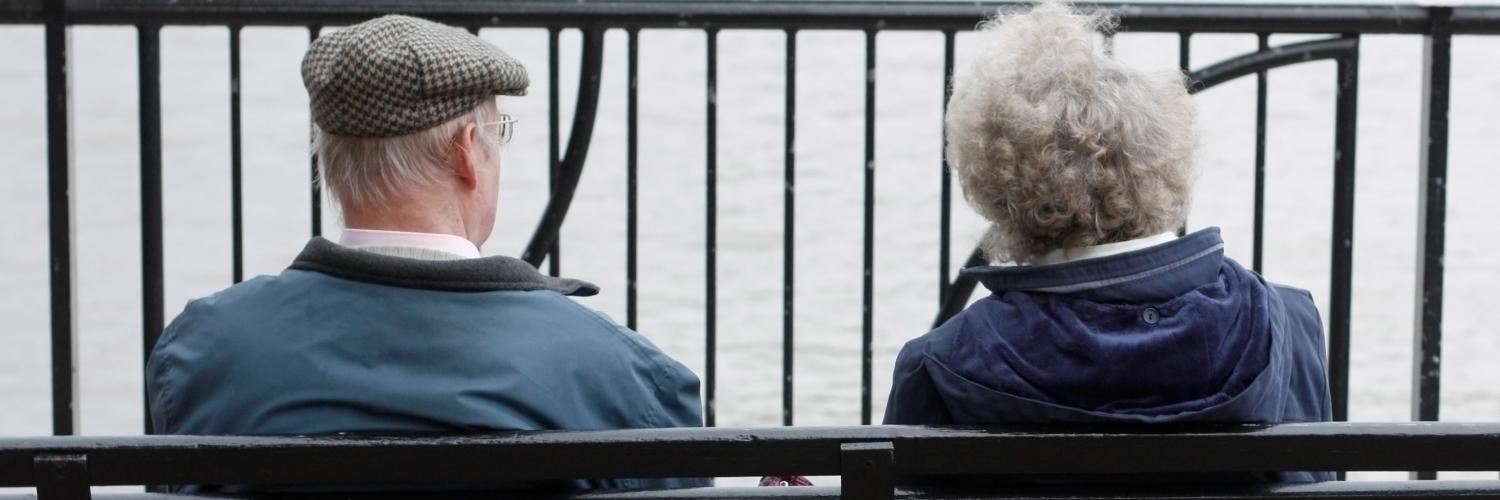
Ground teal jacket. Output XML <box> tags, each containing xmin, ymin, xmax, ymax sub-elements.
<box><xmin>147</xmin><ymin>238</ymin><xmax>706</xmax><ymax>492</ymax></box>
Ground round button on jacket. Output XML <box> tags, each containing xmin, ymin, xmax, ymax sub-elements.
<box><xmin>1142</xmin><ymin>307</ymin><xmax>1161</xmax><ymax>325</ymax></box>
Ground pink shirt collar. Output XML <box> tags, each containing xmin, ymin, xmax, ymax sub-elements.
<box><xmin>337</xmin><ymin>228</ymin><xmax>483</xmax><ymax>259</ymax></box>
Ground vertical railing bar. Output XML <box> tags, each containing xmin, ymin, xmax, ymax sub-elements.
<box><xmin>861</xmin><ymin>29</ymin><xmax>877</xmax><ymax>426</ymax></box>
<box><xmin>229</xmin><ymin>25</ymin><xmax>244</xmax><ymax>284</ymax></box>
<box><xmin>1103</xmin><ymin>31</ymin><xmax>1115</xmax><ymax>58</ymax></box>
<box><xmin>1329</xmin><ymin>33</ymin><xmax>1360</xmax><ymax>426</ymax></box>
<box><xmin>1176</xmin><ymin>30</ymin><xmax>1192</xmax><ymax>237</ymax></box>
<box><xmin>1411</xmin><ymin>6</ymin><xmax>1452</xmax><ymax>482</ymax></box>
<box><xmin>1178</xmin><ymin>31</ymin><xmax>1192</xmax><ymax>75</ymax></box>
<box><xmin>548</xmin><ymin>27</ymin><xmax>562</xmax><ymax>276</ymax></box>
<box><xmin>782</xmin><ymin>27</ymin><xmax>797</xmax><ymax>427</ymax></box>
<box><xmin>938</xmin><ymin>29</ymin><xmax>954</xmax><ymax>309</ymax></box>
<box><xmin>1253</xmin><ymin>32</ymin><xmax>1269</xmax><ymax>274</ymax></box>
<box><xmin>138</xmin><ymin>22</ymin><xmax>165</xmax><ymax>436</ymax></box>
<box><xmin>307</xmin><ymin>26</ymin><xmax>322</xmax><ymax>238</ymax></box>
<box><xmin>43</xmin><ymin>0</ymin><xmax>78</xmax><ymax>437</ymax></box>
<box><xmin>704</xmin><ymin>27</ymin><xmax>720</xmax><ymax>428</ymax></box>
<box><xmin>626</xmin><ymin>27</ymin><xmax>640</xmax><ymax>331</ymax></box>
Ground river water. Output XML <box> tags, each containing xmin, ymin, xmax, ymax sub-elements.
<box><xmin>2</xmin><ymin>14</ymin><xmax>1498</xmax><ymax>482</ymax></box>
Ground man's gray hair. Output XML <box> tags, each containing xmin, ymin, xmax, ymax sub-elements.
<box><xmin>314</xmin><ymin>101</ymin><xmax>499</xmax><ymax>208</ymax></box>
<box><xmin>945</xmin><ymin>1</ymin><xmax>1198</xmax><ymax>264</ymax></box>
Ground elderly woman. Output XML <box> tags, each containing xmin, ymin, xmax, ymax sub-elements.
<box><xmin>884</xmin><ymin>2</ymin><xmax>1331</xmax><ymax>482</ymax></box>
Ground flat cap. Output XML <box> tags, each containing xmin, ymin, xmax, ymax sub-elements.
<box><xmin>302</xmin><ymin>15</ymin><xmax>529</xmax><ymax>138</ymax></box>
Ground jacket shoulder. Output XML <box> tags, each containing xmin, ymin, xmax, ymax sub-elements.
<box><xmin>153</xmin><ymin>274</ymin><xmax>284</xmax><ymax>350</ymax></box>
<box><xmin>535</xmin><ymin>292</ymin><xmax>678</xmax><ymax>359</ymax></box>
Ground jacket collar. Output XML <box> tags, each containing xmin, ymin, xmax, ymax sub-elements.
<box><xmin>288</xmin><ymin>237</ymin><xmax>599</xmax><ymax>296</ymax></box>
<box><xmin>961</xmin><ymin>228</ymin><xmax>1226</xmax><ymax>302</ymax></box>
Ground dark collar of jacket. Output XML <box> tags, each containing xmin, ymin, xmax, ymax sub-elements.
<box><xmin>288</xmin><ymin>237</ymin><xmax>599</xmax><ymax>296</ymax></box>
<box><xmin>961</xmin><ymin>227</ymin><xmax>1227</xmax><ymax>302</ymax></box>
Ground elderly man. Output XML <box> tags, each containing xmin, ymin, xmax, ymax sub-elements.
<box><xmin>884</xmin><ymin>1</ymin><xmax>1331</xmax><ymax>483</ymax></box>
<box><xmin>147</xmin><ymin>15</ymin><xmax>705</xmax><ymax>491</ymax></box>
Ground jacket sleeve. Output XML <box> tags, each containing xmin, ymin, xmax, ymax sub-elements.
<box><xmin>883</xmin><ymin>337</ymin><xmax>952</xmax><ymax>425</ymax></box>
<box><xmin>146</xmin><ymin>297</ymin><xmax>206</xmax><ymax>435</ymax></box>
<box><xmin>1273</xmin><ymin>286</ymin><xmax>1333</xmax><ymax>424</ymax></box>
<box><xmin>1272</xmin><ymin>286</ymin><xmax>1336</xmax><ymax>484</ymax></box>
<box><xmin>639</xmin><ymin>351</ymin><xmax>712</xmax><ymax>489</ymax></box>
<box><xmin>651</xmin><ymin>352</ymin><xmax>705</xmax><ymax>430</ymax></box>
<box><xmin>600</xmin><ymin>320</ymin><xmax>712</xmax><ymax>490</ymax></box>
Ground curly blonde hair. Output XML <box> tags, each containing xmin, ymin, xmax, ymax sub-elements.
<box><xmin>946</xmin><ymin>1</ymin><xmax>1197</xmax><ymax>264</ymax></box>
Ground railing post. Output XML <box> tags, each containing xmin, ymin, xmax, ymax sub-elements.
<box><xmin>783</xmin><ymin>27</ymin><xmax>797</xmax><ymax>427</ymax></box>
<box><xmin>546</xmin><ymin>26</ymin><xmax>561</xmax><ymax>276</ymax></box>
<box><xmin>860</xmin><ymin>28</ymin><xmax>877</xmax><ymax>426</ymax></box>
<box><xmin>138</xmin><ymin>22</ymin><xmax>165</xmax><ymax>435</ymax></box>
<box><xmin>34</xmin><ymin>454</ymin><xmax>90</xmax><ymax>500</ymax></box>
<box><xmin>308</xmin><ymin>26</ymin><xmax>323</xmax><ymax>238</ymax></box>
<box><xmin>1412</xmin><ymin>6</ymin><xmax>1452</xmax><ymax>482</ymax></box>
<box><xmin>1252</xmin><ymin>32</ymin><xmax>1270</xmax><ymax>274</ymax></box>
<box><xmin>1329</xmin><ymin>32</ymin><xmax>1360</xmax><ymax>426</ymax></box>
<box><xmin>626</xmin><ymin>27</ymin><xmax>640</xmax><ymax>331</ymax></box>
<box><xmin>841</xmin><ymin>442</ymin><xmax>894</xmax><ymax>500</ymax></box>
<box><xmin>938</xmin><ymin>29</ymin><xmax>954</xmax><ymax>309</ymax></box>
<box><xmin>43</xmin><ymin>0</ymin><xmax>79</xmax><ymax>438</ymax></box>
<box><xmin>1178</xmin><ymin>31</ymin><xmax>1193</xmax><ymax>75</ymax></box>
<box><xmin>704</xmin><ymin>27</ymin><xmax>720</xmax><ymax>428</ymax></box>
<box><xmin>229</xmin><ymin>25</ymin><xmax>245</xmax><ymax>284</ymax></box>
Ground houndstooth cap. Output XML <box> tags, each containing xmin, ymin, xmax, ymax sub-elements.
<box><xmin>302</xmin><ymin>15</ymin><xmax>529</xmax><ymax>138</ymax></box>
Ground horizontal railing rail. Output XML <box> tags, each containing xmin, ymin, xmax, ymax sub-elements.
<box><xmin>6</xmin><ymin>423</ymin><xmax>1500</xmax><ymax>499</ymax></box>
<box><xmin>0</xmin><ymin>0</ymin><xmax>1498</xmax><ymax>34</ymax></box>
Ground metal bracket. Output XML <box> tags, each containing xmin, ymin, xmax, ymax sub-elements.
<box><xmin>840</xmin><ymin>442</ymin><xmax>894</xmax><ymax>500</ymax></box>
<box><xmin>34</xmin><ymin>453</ymin><xmax>90</xmax><ymax>500</ymax></box>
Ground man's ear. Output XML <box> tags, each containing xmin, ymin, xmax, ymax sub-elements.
<box><xmin>452</xmin><ymin>122</ymin><xmax>481</xmax><ymax>191</ymax></box>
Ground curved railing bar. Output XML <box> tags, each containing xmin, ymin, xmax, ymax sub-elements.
<box><xmin>932</xmin><ymin>36</ymin><xmax>1359</xmax><ymax>329</ymax></box>
<box><xmin>1187</xmin><ymin>37</ymin><xmax>1359</xmax><ymax>94</ymax></box>
<box><xmin>934</xmin><ymin>248</ymin><xmax>987</xmax><ymax>326</ymax></box>
<box><xmin>521</xmin><ymin>28</ymin><xmax>604</xmax><ymax>268</ymax></box>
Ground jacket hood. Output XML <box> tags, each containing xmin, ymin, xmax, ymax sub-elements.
<box><xmin>925</xmin><ymin>228</ymin><xmax>1291</xmax><ymax>423</ymax></box>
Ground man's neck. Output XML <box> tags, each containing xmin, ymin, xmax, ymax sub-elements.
<box><xmin>338</xmin><ymin>228</ymin><xmax>483</xmax><ymax>260</ymax></box>
<box><xmin>341</xmin><ymin>201</ymin><xmax>472</xmax><ymax>243</ymax></box>
<box><xmin>338</xmin><ymin>200</ymin><xmax>485</xmax><ymax>258</ymax></box>
<box><xmin>343</xmin><ymin>217</ymin><xmax>465</xmax><ymax>238</ymax></box>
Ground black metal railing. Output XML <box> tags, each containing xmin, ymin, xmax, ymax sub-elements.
<box><xmin>5</xmin><ymin>423</ymin><xmax>1500</xmax><ymax>499</ymax></box>
<box><xmin>0</xmin><ymin>0</ymin><xmax>1489</xmax><ymax>486</ymax></box>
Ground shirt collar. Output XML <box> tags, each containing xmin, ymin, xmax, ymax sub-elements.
<box><xmin>290</xmin><ymin>237</ymin><xmax>599</xmax><ymax>296</ymax></box>
<box><xmin>1033</xmin><ymin>232</ymin><xmax>1180</xmax><ymax>266</ymax></box>
<box><xmin>963</xmin><ymin>228</ymin><xmax>1226</xmax><ymax>302</ymax></box>
<box><xmin>338</xmin><ymin>228</ymin><xmax>483</xmax><ymax>260</ymax></box>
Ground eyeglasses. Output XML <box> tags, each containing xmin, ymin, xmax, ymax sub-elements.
<box><xmin>481</xmin><ymin>114</ymin><xmax>517</xmax><ymax>145</ymax></box>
